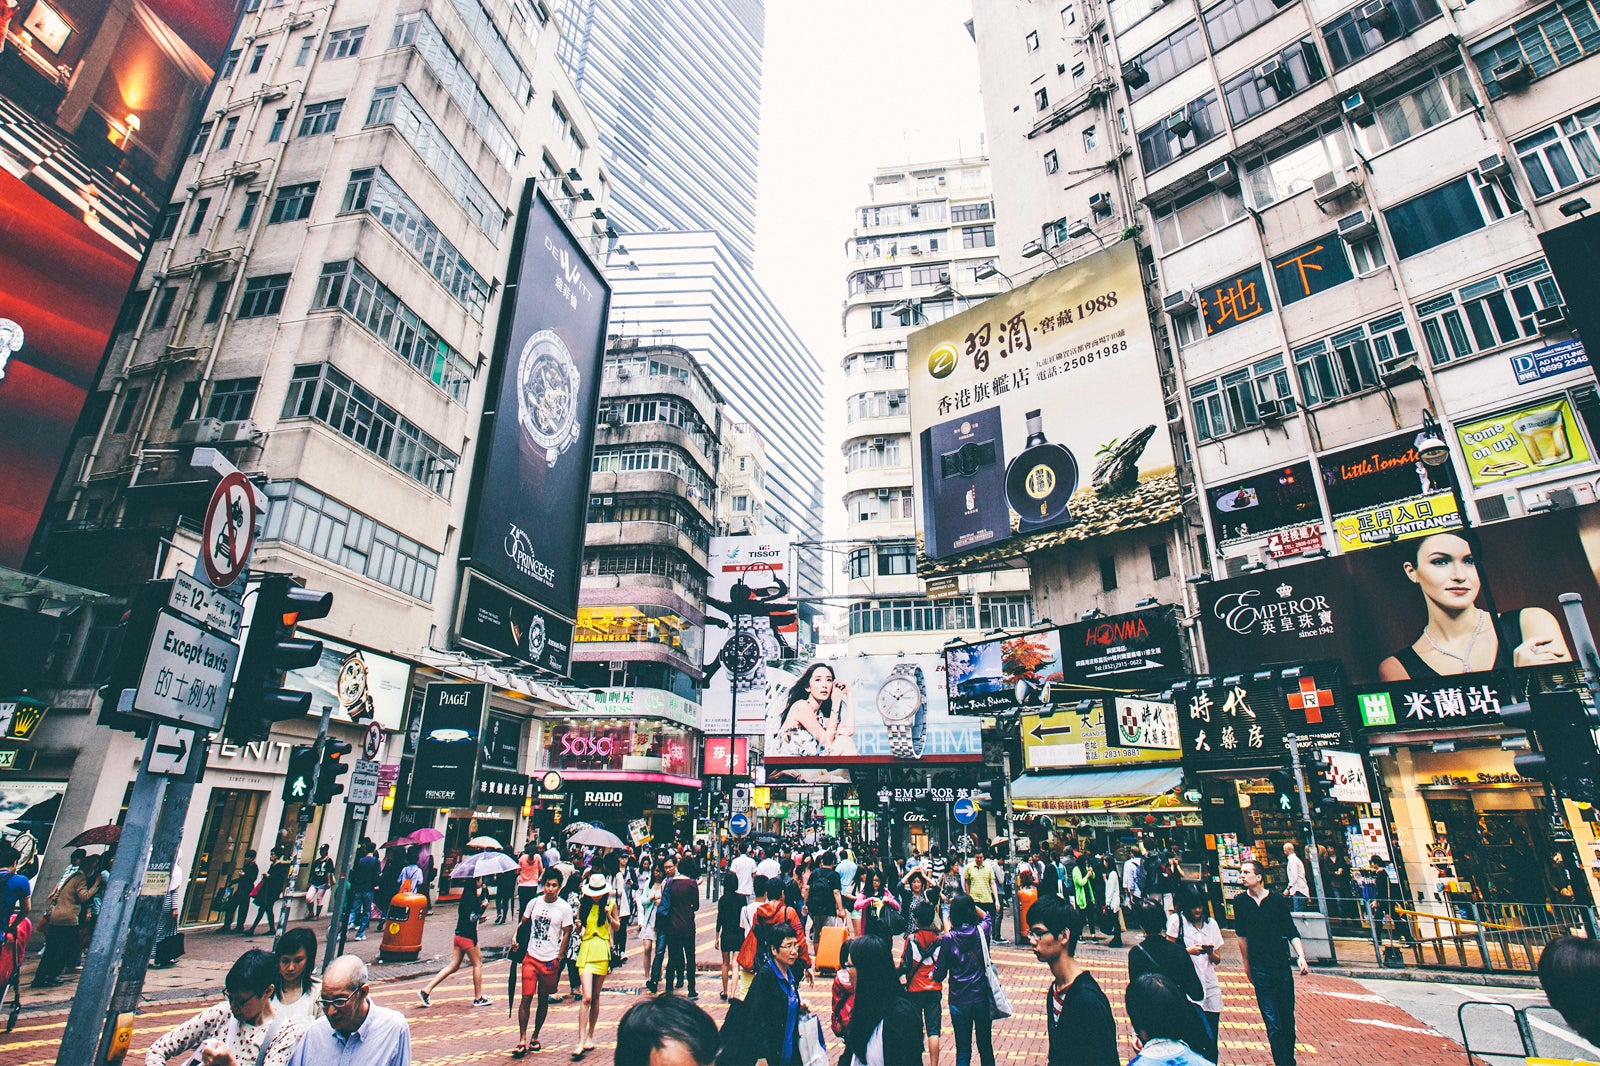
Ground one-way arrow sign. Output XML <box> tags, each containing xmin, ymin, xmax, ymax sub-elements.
<box><xmin>147</xmin><ymin>724</ymin><xmax>196</xmax><ymax>776</ymax></box>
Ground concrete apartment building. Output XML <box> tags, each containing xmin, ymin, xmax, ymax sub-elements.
<box><xmin>839</xmin><ymin>158</ymin><xmax>1038</xmax><ymax>655</ymax></box>
<box><xmin>969</xmin><ymin>0</ymin><xmax>1600</xmax><ymax>598</ymax></box>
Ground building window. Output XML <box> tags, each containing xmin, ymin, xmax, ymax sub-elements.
<box><xmin>1190</xmin><ymin>356</ymin><xmax>1296</xmax><ymax>437</ymax></box>
<box><xmin>112</xmin><ymin>388</ymin><xmax>142</xmax><ymax>433</ymax></box>
<box><xmin>261</xmin><ymin>481</ymin><xmax>439</xmax><ymax>601</ymax></box>
<box><xmin>281</xmin><ymin>363</ymin><xmax>459</xmax><ymax>495</ymax></box>
<box><xmin>848</xmin><ymin>598</ymin><xmax>977</xmax><ymax>635</ymax></box>
<box><xmin>118</xmin><ymin>289</ymin><xmax>151</xmax><ymax>332</ymax></box>
<box><xmin>238</xmin><ymin>273</ymin><xmax>291</xmax><ymax>318</ymax></box>
<box><xmin>267</xmin><ymin>109</ymin><xmax>289</xmax><ymax>142</ymax></box>
<box><xmin>1128</xmin><ymin>21</ymin><xmax>1206</xmax><ymax>102</ymax></box>
<box><xmin>907</xmin><ymin>265</ymin><xmax>945</xmax><ymax>287</ymax></box>
<box><xmin>189</xmin><ymin>120</ymin><xmax>212</xmax><ymax>156</ymax></box>
<box><xmin>844</xmin><ymin>351</ymin><xmax>900</xmax><ymax>373</ymax></box>
<box><xmin>1383</xmin><ymin>174</ymin><xmax>1512</xmax><ymax>259</ymax></box>
<box><xmin>962</xmin><ymin>225</ymin><xmax>996</xmax><ymax>248</ymax></box>
<box><xmin>1516</xmin><ymin>104</ymin><xmax>1600</xmax><ymax>198</ymax></box>
<box><xmin>170</xmin><ymin>381</ymin><xmax>202</xmax><ymax>428</ymax></box>
<box><xmin>248</xmin><ymin>43</ymin><xmax>267</xmax><ymax>73</ymax></box>
<box><xmin>1204</xmin><ymin>0</ymin><xmax>1286</xmax><ymax>49</ymax></box>
<box><xmin>154</xmin><ymin>205</ymin><xmax>181</xmax><ymax>241</ymax></box>
<box><xmin>1150</xmin><ymin>543</ymin><xmax>1172</xmax><ymax>580</ymax></box>
<box><xmin>1354</xmin><ymin>62</ymin><xmax>1477</xmax><ymax>154</ymax></box>
<box><xmin>1473</xmin><ymin>0</ymin><xmax>1600</xmax><ymax>97</ymax></box>
<box><xmin>846</xmin><ymin>390</ymin><xmax>909</xmax><ymax>421</ymax></box>
<box><xmin>1294</xmin><ymin>312</ymin><xmax>1413</xmax><ymax>404</ymax></box>
<box><xmin>732</xmin><ymin>494</ymin><xmax>748</xmax><ymax>512</ymax></box>
<box><xmin>269</xmin><ymin>182</ymin><xmax>318</xmax><ymax>223</ymax></box>
<box><xmin>238</xmin><ymin>190</ymin><xmax>261</xmax><ymax>228</ymax></box>
<box><xmin>951</xmin><ymin>202</ymin><xmax>993</xmax><ymax>222</ymax></box>
<box><xmin>150</xmin><ymin>286</ymin><xmax>178</xmax><ymax>329</ymax></box>
<box><xmin>220</xmin><ymin>48</ymin><xmax>240</xmax><ymax>77</ymax></box>
<box><xmin>390</xmin><ymin>11</ymin><xmax>519</xmax><ymax>169</ymax></box>
<box><xmin>848</xmin><ymin>548</ymin><xmax>871</xmax><ymax>579</ymax></box>
<box><xmin>1242</xmin><ymin>123</ymin><xmax>1353</xmax><ymax>207</ymax></box>
<box><xmin>365</xmin><ymin>85</ymin><xmax>503</xmax><ymax>238</ymax></box>
<box><xmin>850</xmin><ymin>268</ymin><xmax>904</xmax><ymax>295</ymax></box>
<box><xmin>1221</xmin><ymin>39</ymin><xmax>1327</xmax><ymax>125</ymax></box>
<box><xmin>1091</xmin><ymin>192</ymin><xmax>1114</xmax><ymax>221</ymax></box>
<box><xmin>876</xmin><ymin>543</ymin><xmax>916</xmax><ymax>575</ymax></box>
<box><xmin>218</xmin><ymin>116</ymin><xmax>239</xmax><ymax>149</ymax></box>
<box><xmin>1137</xmin><ymin>92</ymin><xmax>1225</xmax><ymax>172</ymax></box>
<box><xmin>1083</xmin><ymin>125</ymin><xmax>1099</xmax><ymax>151</ymax></box>
<box><xmin>1035</xmin><ymin>87</ymin><xmax>1050</xmax><ymax>111</ymax></box>
<box><xmin>447</xmin><ymin>0</ymin><xmax>531</xmax><ymax>102</ymax></box>
<box><xmin>979</xmin><ymin>595</ymin><xmax>1034</xmax><ymax>630</ymax></box>
<box><xmin>341</xmin><ymin>169</ymin><xmax>490</xmax><ymax>319</ymax></box>
<box><xmin>203</xmin><ymin>281</ymin><xmax>230</xmax><ymax>323</ymax></box>
<box><xmin>1415</xmin><ymin>260</ymin><xmax>1562</xmax><ymax>366</ymax></box>
<box><xmin>1072</xmin><ymin>62</ymin><xmax>1087</xmax><ymax>86</ymax></box>
<box><xmin>294</xmin><ymin>34</ymin><xmax>315</xmax><ymax>65</ymax></box>
<box><xmin>1323</xmin><ymin>0</ymin><xmax>1443</xmax><ymax>71</ymax></box>
<box><xmin>1026</xmin><ymin>30</ymin><xmax>1040</xmax><ymax>50</ymax></box>
<box><xmin>1099</xmin><ymin>555</ymin><xmax>1118</xmax><ymax>591</ymax></box>
<box><xmin>311</xmin><ymin>260</ymin><xmax>473</xmax><ymax>403</ymax></box>
<box><xmin>324</xmin><ymin>26</ymin><xmax>366</xmax><ymax>59</ymax></box>
<box><xmin>205</xmin><ymin>377</ymin><xmax>260</xmax><ymax>421</ymax></box>
<box><xmin>1270</xmin><ymin>233</ymin><xmax>1355</xmax><ymax>306</ymax></box>
<box><xmin>846</xmin><ymin>438</ymin><xmax>904</xmax><ymax>470</ymax></box>
<box><xmin>298</xmin><ymin>99</ymin><xmax>344</xmax><ymax>137</ymax></box>
<box><xmin>591</xmin><ymin>446</ymin><xmax>713</xmax><ymax>501</ymax></box>
<box><xmin>187</xmin><ymin>197</ymin><xmax>210</xmax><ymax>235</ymax></box>
<box><xmin>1044</xmin><ymin>149</ymin><xmax>1060</xmax><ymax>174</ymax></box>
<box><xmin>1062</xmin><ymin>2</ymin><xmax>1076</xmax><ymax>25</ymax></box>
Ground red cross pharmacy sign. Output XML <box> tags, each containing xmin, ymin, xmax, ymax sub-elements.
<box><xmin>1288</xmin><ymin>676</ymin><xmax>1334</xmax><ymax>725</ymax></box>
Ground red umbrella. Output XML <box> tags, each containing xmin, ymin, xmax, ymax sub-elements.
<box><xmin>64</xmin><ymin>825</ymin><xmax>121</xmax><ymax>847</ymax></box>
<box><xmin>406</xmin><ymin>828</ymin><xmax>444</xmax><ymax>844</ymax></box>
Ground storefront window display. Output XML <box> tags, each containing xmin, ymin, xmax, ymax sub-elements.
<box><xmin>545</xmin><ymin>719</ymin><xmax>696</xmax><ymax>776</ymax></box>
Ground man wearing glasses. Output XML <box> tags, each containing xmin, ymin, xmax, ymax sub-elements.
<box><xmin>144</xmin><ymin>949</ymin><xmax>304</xmax><ymax>1065</ymax></box>
<box><xmin>288</xmin><ymin>954</ymin><xmax>411</xmax><ymax>1065</ymax></box>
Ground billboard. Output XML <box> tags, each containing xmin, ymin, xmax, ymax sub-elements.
<box><xmin>1207</xmin><ymin>463</ymin><xmax>1321</xmax><ymax>548</ymax></box>
<box><xmin>1021</xmin><ymin>698</ymin><xmax>1180</xmax><ymax>770</ymax></box>
<box><xmin>762</xmin><ymin>653</ymin><xmax>981</xmax><ymax>765</ymax></box>
<box><xmin>410</xmin><ymin>682</ymin><xmax>487</xmax><ymax>808</ymax></box>
<box><xmin>1172</xmin><ymin>662</ymin><xmax>1357</xmax><ymax>771</ymax></box>
<box><xmin>1</xmin><ymin>0</ymin><xmax>241</xmax><ymax>566</ymax></box>
<box><xmin>460</xmin><ymin>185</ymin><xmax>610</xmax><ymax>669</ymax></box>
<box><xmin>1454</xmin><ymin>397</ymin><xmax>1592</xmax><ymax>488</ymax></box>
<box><xmin>906</xmin><ymin>241</ymin><xmax>1178</xmax><ymax>572</ymax></box>
<box><xmin>1196</xmin><ymin>504</ymin><xmax>1600</xmax><ymax>686</ymax></box>
<box><xmin>944</xmin><ymin>607</ymin><xmax>1184</xmax><ymax>716</ymax></box>
<box><xmin>702</xmin><ymin>536</ymin><xmax>797</xmax><ymax>735</ymax></box>
<box><xmin>1321</xmin><ymin>429</ymin><xmax>1461</xmax><ymax>553</ymax></box>
<box><xmin>455</xmin><ymin>570</ymin><xmax>572</xmax><ymax>675</ymax></box>
<box><xmin>286</xmin><ymin>636</ymin><xmax>411</xmax><ymax>731</ymax></box>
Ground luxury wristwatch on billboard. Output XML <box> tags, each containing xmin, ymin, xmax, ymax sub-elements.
<box><xmin>877</xmin><ymin>662</ymin><xmax>928</xmax><ymax>758</ymax></box>
<box><xmin>721</xmin><ymin>627</ymin><xmax>766</xmax><ymax>692</ymax></box>
<box><xmin>516</xmin><ymin>328</ymin><xmax>582</xmax><ymax>468</ymax></box>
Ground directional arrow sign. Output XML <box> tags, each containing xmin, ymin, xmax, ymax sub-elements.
<box><xmin>953</xmin><ymin>797</ymin><xmax>978</xmax><ymax>824</ymax></box>
<box><xmin>729</xmin><ymin>812</ymin><xmax>751</xmax><ymax>836</ymax></box>
<box><xmin>147</xmin><ymin>725</ymin><xmax>196</xmax><ymax>776</ymax></box>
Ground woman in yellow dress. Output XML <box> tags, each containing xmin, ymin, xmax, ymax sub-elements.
<box><xmin>572</xmin><ymin>872</ymin><xmax>620</xmax><ymax>1060</ymax></box>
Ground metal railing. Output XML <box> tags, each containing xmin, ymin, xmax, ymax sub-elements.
<box><xmin>1305</xmin><ymin>895</ymin><xmax>1596</xmax><ymax>973</ymax></box>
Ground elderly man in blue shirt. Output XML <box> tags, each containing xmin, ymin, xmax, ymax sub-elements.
<box><xmin>289</xmin><ymin>955</ymin><xmax>411</xmax><ymax>1066</ymax></box>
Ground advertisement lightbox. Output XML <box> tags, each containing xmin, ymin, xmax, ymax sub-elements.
<box><xmin>702</xmin><ymin>536</ymin><xmax>797</xmax><ymax>735</ymax></box>
<box><xmin>906</xmin><ymin>241</ymin><xmax>1178</xmax><ymax>572</ymax></box>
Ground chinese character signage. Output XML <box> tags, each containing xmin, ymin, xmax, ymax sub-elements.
<box><xmin>1354</xmin><ymin>671</ymin><xmax>1511</xmax><ymax>732</ymax></box>
<box><xmin>1200</xmin><ymin>265</ymin><xmax>1272</xmax><ymax>336</ymax></box>
<box><xmin>1320</xmin><ymin>429</ymin><xmax>1461</xmax><ymax>552</ymax></box>
<box><xmin>576</xmin><ymin>688</ymin><xmax>702</xmax><ymax>730</ymax></box>
<box><xmin>906</xmin><ymin>242</ymin><xmax>1178</xmax><ymax>571</ymax></box>
<box><xmin>703</xmin><ymin>736</ymin><xmax>749</xmax><ymax>775</ymax></box>
<box><xmin>1325</xmin><ymin>750</ymin><xmax>1372</xmax><ymax>803</ymax></box>
<box><xmin>1511</xmin><ymin>339</ymin><xmax>1588</xmax><ymax>384</ymax></box>
<box><xmin>1332</xmin><ymin>492</ymin><xmax>1461</xmax><ymax>553</ymax></box>
<box><xmin>1271</xmin><ymin>236</ymin><xmax>1354</xmax><ymax>306</ymax></box>
<box><xmin>1207</xmin><ymin>463</ymin><xmax>1321</xmax><ymax>547</ymax></box>
<box><xmin>1267</xmin><ymin>524</ymin><xmax>1327</xmax><ymax>558</ymax></box>
<box><xmin>1060</xmin><ymin>606</ymin><xmax>1184</xmax><ymax>686</ymax></box>
<box><xmin>1173</xmin><ymin>662</ymin><xmax>1355</xmax><ymax>770</ymax></box>
<box><xmin>764</xmin><ymin>653</ymin><xmax>981</xmax><ymax>765</ymax></box>
<box><xmin>1021</xmin><ymin>698</ymin><xmax>1180</xmax><ymax>770</ymax></box>
<box><xmin>1455</xmin><ymin>396</ymin><xmax>1592</xmax><ymax>487</ymax></box>
<box><xmin>1112</xmin><ymin>697</ymin><xmax>1182</xmax><ymax>751</ymax></box>
<box><xmin>474</xmin><ymin>768</ymin><xmax>531</xmax><ymax>807</ymax></box>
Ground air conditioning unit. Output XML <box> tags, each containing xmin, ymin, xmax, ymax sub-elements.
<box><xmin>176</xmin><ymin>418</ymin><xmax>224</xmax><ymax>443</ymax></box>
<box><xmin>220</xmin><ymin>419</ymin><xmax>260</xmax><ymax>442</ymax></box>
<box><xmin>888</xmin><ymin>397</ymin><xmax>903</xmax><ymax>408</ymax></box>
<box><xmin>1166</xmin><ymin>110</ymin><xmax>1194</xmax><ymax>138</ymax></box>
<box><xmin>1207</xmin><ymin>159</ymin><xmax>1239</xmax><ymax>190</ymax></box>
<box><xmin>1492</xmin><ymin>57</ymin><xmax>1533</xmax><ymax>89</ymax></box>
<box><xmin>1088</xmin><ymin>191</ymin><xmax>1111</xmax><ymax>210</ymax></box>
<box><xmin>1360</xmin><ymin>0</ymin><xmax>1400</xmax><ymax>33</ymax></box>
<box><xmin>1256</xmin><ymin>398</ymin><xmax>1285</xmax><ymax>422</ymax></box>
<box><xmin>1535</xmin><ymin>304</ymin><xmax>1569</xmax><ymax>332</ymax></box>
<box><xmin>226</xmin><ymin>160</ymin><xmax>261</xmax><ymax>182</ymax></box>
<box><xmin>1258</xmin><ymin>58</ymin><xmax>1290</xmax><ymax>92</ymax></box>
<box><xmin>1341</xmin><ymin>92</ymin><xmax>1373</xmax><ymax>124</ymax></box>
<box><xmin>1379</xmin><ymin>351</ymin><xmax>1421</xmax><ymax>383</ymax></box>
<box><xmin>616</xmin><ymin>367</ymin><xmax>632</xmax><ymax>379</ymax></box>
<box><xmin>1478</xmin><ymin>154</ymin><xmax>1511</xmax><ymax>179</ymax></box>
<box><xmin>1313</xmin><ymin>170</ymin><xmax>1360</xmax><ymax>206</ymax></box>
<box><xmin>1067</xmin><ymin>218</ymin><xmax>1093</xmax><ymax>239</ymax></box>
<box><xmin>1474</xmin><ymin>492</ymin><xmax>1522</xmax><ymax>522</ymax></box>
<box><xmin>872</xmin><ymin>437</ymin><xmax>888</xmax><ymax>448</ymax></box>
<box><xmin>876</xmin><ymin>488</ymin><xmax>892</xmax><ymax>500</ymax></box>
<box><xmin>1121</xmin><ymin>60</ymin><xmax>1150</xmax><ymax>89</ymax></box>
<box><xmin>1336</xmin><ymin>209</ymin><xmax>1378</xmax><ymax>240</ymax></box>
<box><xmin>1162</xmin><ymin>289</ymin><xmax>1198</xmax><ymax>314</ymax></box>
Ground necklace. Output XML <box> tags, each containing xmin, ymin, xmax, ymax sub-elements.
<box><xmin>1424</xmin><ymin>609</ymin><xmax>1486</xmax><ymax>670</ymax></box>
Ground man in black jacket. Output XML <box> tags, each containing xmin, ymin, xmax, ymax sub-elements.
<box><xmin>220</xmin><ymin>849</ymin><xmax>257</xmax><ymax>933</ymax></box>
<box><xmin>1235</xmin><ymin>858</ymin><xmax>1310</xmax><ymax>1065</ymax></box>
<box><xmin>1026</xmin><ymin>895</ymin><xmax>1119</xmax><ymax>1066</ymax></box>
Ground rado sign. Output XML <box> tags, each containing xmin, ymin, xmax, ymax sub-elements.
<box><xmin>583</xmin><ymin>790</ymin><xmax>623</xmax><ymax>805</ymax></box>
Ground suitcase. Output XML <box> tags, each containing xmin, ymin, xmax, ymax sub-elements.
<box><xmin>153</xmin><ymin>933</ymin><xmax>185</xmax><ymax>967</ymax></box>
<box><xmin>815</xmin><ymin>924</ymin><xmax>847</xmax><ymax>973</ymax></box>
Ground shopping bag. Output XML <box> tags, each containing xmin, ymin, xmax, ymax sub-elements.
<box><xmin>797</xmin><ymin>1012</ymin><xmax>828</xmax><ymax>1066</ymax></box>
<box><xmin>978</xmin><ymin>933</ymin><xmax>1013</xmax><ymax>1019</ymax></box>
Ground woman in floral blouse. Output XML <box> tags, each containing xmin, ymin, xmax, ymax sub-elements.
<box><xmin>145</xmin><ymin>949</ymin><xmax>304</xmax><ymax>1066</ymax></box>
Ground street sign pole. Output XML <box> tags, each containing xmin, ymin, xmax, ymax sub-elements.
<box><xmin>322</xmin><ymin>798</ymin><xmax>367</xmax><ymax>973</ymax></box>
<box><xmin>1286</xmin><ymin>734</ymin><xmax>1333</xmax><ymax>923</ymax></box>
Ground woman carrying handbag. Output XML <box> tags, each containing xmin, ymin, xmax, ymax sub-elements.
<box><xmin>932</xmin><ymin>895</ymin><xmax>1000</xmax><ymax>1066</ymax></box>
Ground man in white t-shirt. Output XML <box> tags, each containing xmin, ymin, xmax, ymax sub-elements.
<box><xmin>729</xmin><ymin>843</ymin><xmax>757</xmax><ymax>903</ymax></box>
<box><xmin>515</xmin><ymin>870</ymin><xmax>574</xmax><ymax>1055</ymax></box>
<box><xmin>755</xmin><ymin>851</ymin><xmax>782</xmax><ymax>881</ymax></box>
<box><xmin>1283</xmin><ymin>842</ymin><xmax>1310</xmax><ymax>912</ymax></box>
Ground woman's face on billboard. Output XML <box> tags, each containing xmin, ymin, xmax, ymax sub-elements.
<box><xmin>1404</xmin><ymin>533</ymin><xmax>1480</xmax><ymax>611</ymax></box>
<box><xmin>808</xmin><ymin>666</ymin><xmax>836</xmax><ymax>700</ymax></box>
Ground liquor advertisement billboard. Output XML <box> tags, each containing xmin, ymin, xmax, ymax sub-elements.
<box><xmin>906</xmin><ymin>241</ymin><xmax>1178</xmax><ymax>572</ymax></box>
<box><xmin>1197</xmin><ymin>503</ymin><xmax>1600</xmax><ymax>686</ymax></box>
<box><xmin>410</xmin><ymin>682</ymin><xmax>488</xmax><ymax>808</ymax></box>
<box><xmin>763</xmin><ymin>653</ymin><xmax>981</xmax><ymax>766</ymax></box>
<box><xmin>460</xmin><ymin>186</ymin><xmax>610</xmax><ymax>668</ymax></box>
<box><xmin>702</xmin><ymin>536</ymin><xmax>797</xmax><ymax>735</ymax></box>
<box><xmin>1454</xmin><ymin>396</ymin><xmax>1592</xmax><ymax>488</ymax></box>
<box><xmin>2</xmin><ymin>0</ymin><xmax>242</xmax><ymax>566</ymax></box>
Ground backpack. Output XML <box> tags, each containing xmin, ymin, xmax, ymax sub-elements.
<box><xmin>1139</xmin><ymin>854</ymin><xmax>1164</xmax><ymax>897</ymax></box>
<box><xmin>900</xmin><ymin>930</ymin><xmax>940</xmax><ymax>983</ymax></box>
<box><xmin>831</xmin><ymin>969</ymin><xmax>855</xmax><ymax>1037</ymax></box>
<box><xmin>782</xmin><ymin>875</ymin><xmax>804</xmax><ymax>913</ymax></box>
<box><xmin>737</xmin><ymin>903</ymin><xmax>799</xmax><ymax>973</ymax></box>
<box><xmin>808</xmin><ymin>870</ymin><xmax>837</xmax><ymax>916</ymax></box>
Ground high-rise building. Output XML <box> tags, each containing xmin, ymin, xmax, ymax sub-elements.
<box><xmin>556</xmin><ymin>0</ymin><xmax>763</xmax><ymax>267</ymax></box>
<box><xmin>839</xmin><ymin>158</ymin><xmax>1036</xmax><ymax>654</ymax></box>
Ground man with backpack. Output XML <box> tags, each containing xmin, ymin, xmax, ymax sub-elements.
<box><xmin>902</xmin><ymin>900</ymin><xmax>944</xmax><ymax>1066</ymax></box>
<box><xmin>806</xmin><ymin>851</ymin><xmax>844</xmax><ymax>951</ymax></box>
<box><xmin>736</xmin><ymin>874</ymin><xmax>809</xmax><ymax>998</ymax></box>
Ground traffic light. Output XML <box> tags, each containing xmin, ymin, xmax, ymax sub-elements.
<box><xmin>1268</xmin><ymin>768</ymin><xmax>1297</xmax><ymax>814</ymax></box>
<box><xmin>282</xmin><ymin>744</ymin><xmax>317</xmax><ymax>803</ymax></box>
<box><xmin>1306</xmin><ymin>750</ymin><xmax>1336</xmax><ymax>815</ymax></box>
<box><xmin>314</xmin><ymin>738</ymin><xmax>352</xmax><ymax>803</ymax></box>
<box><xmin>1504</xmin><ymin>690</ymin><xmax>1600</xmax><ymax>805</ymax></box>
<box><xmin>974</xmin><ymin>778</ymin><xmax>999</xmax><ymax>805</ymax></box>
<box><xmin>225</xmin><ymin>574</ymin><xmax>332</xmax><ymax>743</ymax></box>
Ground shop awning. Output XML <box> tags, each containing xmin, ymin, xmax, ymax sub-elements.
<box><xmin>1009</xmin><ymin>766</ymin><xmax>1191</xmax><ymax>813</ymax></box>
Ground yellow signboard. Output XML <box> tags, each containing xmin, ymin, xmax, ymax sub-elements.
<box><xmin>1456</xmin><ymin>397</ymin><xmax>1592</xmax><ymax>487</ymax></box>
<box><xmin>752</xmin><ymin>787</ymin><xmax>771</xmax><ymax>808</ymax></box>
<box><xmin>1020</xmin><ymin>701</ymin><xmax>1176</xmax><ymax>771</ymax></box>
<box><xmin>1331</xmin><ymin>491</ymin><xmax>1460</xmax><ymax>553</ymax></box>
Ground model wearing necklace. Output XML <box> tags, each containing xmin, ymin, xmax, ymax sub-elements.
<box><xmin>1423</xmin><ymin>606</ymin><xmax>1487</xmax><ymax>670</ymax></box>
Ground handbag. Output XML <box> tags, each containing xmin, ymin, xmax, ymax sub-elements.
<box><xmin>797</xmin><ymin>1012</ymin><xmax>829</xmax><ymax>1066</ymax></box>
<box><xmin>978</xmin><ymin>932</ymin><xmax>1013</xmax><ymax>1019</ymax></box>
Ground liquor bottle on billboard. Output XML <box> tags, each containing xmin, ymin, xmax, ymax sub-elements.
<box><xmin>920</xmin><ymin>408</ymin><xmax>1009</xmax><ymax>559</ymax></box>
<box><xmin>1005</xmin><ymin>409</ymin><xmax>1079</xmax><ymax>532</ymax></box>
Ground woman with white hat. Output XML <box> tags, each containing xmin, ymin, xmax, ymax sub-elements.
<box><xmin>572</xmin><ymin>872</ymin><xmax>620</xmax><ymax>1060</ymax></box>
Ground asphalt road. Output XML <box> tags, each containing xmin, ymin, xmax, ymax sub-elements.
<box><xmin>1355</xmin><ymin>977</ymin><xmax>1600</xmax><ymax>1064</ymax></box>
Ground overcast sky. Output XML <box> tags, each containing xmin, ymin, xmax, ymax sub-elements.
<box><xmin>752</xmin><ymin>0</ymin><xmax>988</xmax><ymax>549</ymax></box>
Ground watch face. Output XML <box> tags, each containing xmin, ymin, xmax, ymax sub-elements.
<box><xmin>877</xmin><ymin>677</ymin><xmax>921</xmax><ymax>723</ymax></box>
<box><xmin>725</xmin><ymin>633</ymin><xmax>762</xmax><ymax>672</ymax></box>
<box><xmin>338</xmin><ymin>655</ymin><xmax>368</xmax><ymax>710</ymax></box>
<box><xmin>516</xmin><ymin>329</ymin><xmax>581</xmax><ymax>468</ymax></box>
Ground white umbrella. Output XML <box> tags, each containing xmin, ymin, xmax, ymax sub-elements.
<box><xmin>567</xmin><ymin>824</ymin><xmax>627</xmax><ymax>850</ymax></box>
<box><xmin>451</xmin><ymin>850</ymin><xmax>518</xmax><ymax>879</ymax></box>
<box><xmin>466</xmin><ymin>835</ymin><xmax>503</xmax><ymax>850</ymax></box>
